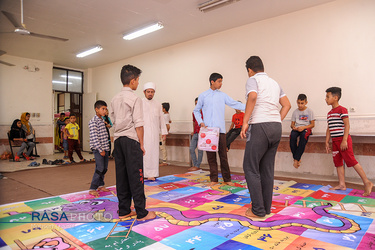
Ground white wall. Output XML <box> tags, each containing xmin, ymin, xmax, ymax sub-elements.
<box><xmin>0</xmin><ymin>55</ymin><xmax>54</xmax><ymax>155</ymax></box>
<box><xmin>88</xmin><ymin>0</ymin><xmax>375</xmax><ymax>135</ymax></box>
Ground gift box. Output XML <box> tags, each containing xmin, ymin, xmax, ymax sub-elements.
<box><xmin>197</xmin><ymin>127</ymin><xmax>219</xmax><ymax>152</ymax></box>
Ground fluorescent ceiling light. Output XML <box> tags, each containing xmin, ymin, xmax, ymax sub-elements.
<box><xmin>198</xmin><ymin>0</ymin><xmax>240</xmax><ymax>12</ymax></box>
<box><xmin>123</xmin><ymin>22</ymin><xmax>164</xmax><ymax>40</ymax></box>
<box><xmin>76</xmin><ymin>45</ymin><xmax>103</xmax><ymax>58</ymax></box>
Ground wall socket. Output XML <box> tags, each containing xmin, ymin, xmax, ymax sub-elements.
<box><xmin>349</xmin><ymin>107</ymin><xmax>356</xmax><ymax>112</ymax></box>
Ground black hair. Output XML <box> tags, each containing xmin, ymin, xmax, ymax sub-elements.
<box><xmin>64</xmin><ymin>117</ymin><xmax>69</xmax><ymax>121</ymax></box>
<box><xmin>209</xmin><ymin>73</ymin><xmax>223</xmax><ymax>84</ymax></box>
<box><xmin>26</xmin><ymin>112</ymin><xmax>30</xmax><ymax>116</ymax></box>
<box><xmin>326</xmin><ymin>87</ymin><xmax>342</xmax><ymax>100</ymax></box>
<box><xmin>195</xmin><ymin>97</ymin><xmax>198</xmax><ymax>102</ymax></box>
<box><xmin>94</xmin><ymin>100</ymin><xmax>107</xmax><ymax>109</ymax></box>
<box><xmin>69</xmin><ymin>113</ymin><xmax>76</xmax><ymax>118</ymax></box>
<box><xmin>162</xmin><ymin>102</ymin><xmax>170</xmax><ymax>112</ymax></box>
<box><xmin>245</xmin><ymin>56</ymin><xmax>264</xmax><ymax>73</ymax></box>
<box><xmin>120</xmin><ymin>64</ymin><xmax>142</xmax><ymax>85</ymax></box>
<box><xmin>11</xmin><ymin>119</ymin><xmax>21</xmax><ymax>130</ymax></box>
<box><xmin>60</xmin><ymin>113</ymin><xmax>65</xmax><ymax>116</ymax></box>
<box><xmin>297</xmin><ymin>94</ymin><xmax>307</xmax><ymax>101</ymax></box>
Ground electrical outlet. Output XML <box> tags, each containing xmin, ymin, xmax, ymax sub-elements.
<box><xmin>349</xmin><ymin>107</ymin><xmax>356</xmax><ymax>112</ymax></box>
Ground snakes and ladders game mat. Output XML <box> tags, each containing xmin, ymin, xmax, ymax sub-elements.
<box><xmin>1</xmin><ymin>170</ymin><xmax>375</xmax><ymax>249</ymax></box>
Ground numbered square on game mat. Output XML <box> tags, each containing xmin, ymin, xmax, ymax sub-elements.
<box><xmin>160</xmin><ymin>228</ymin><xmax>227</xmax><ymax>250</ymax></box>
<box><xmin>133</xmin><ymin>218</ymin><xmax>191</xmax><ymax>241</ymax></box>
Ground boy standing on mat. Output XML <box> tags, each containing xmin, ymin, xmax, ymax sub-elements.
<box><xmin>88</xmin><ymin>100</ymin><xmax>110</xmax><ymax>197</ymax></box>
<box><xmin>194</xmin><ymin>73</ymin><xmax>245</xmax><ymax>186</ymax></box>
<box><xmin>325</xmin><ymin>87</ymin><xmax>373</xmax><ymax>196</ymax></box>
<box><xmin>111</xmin><ymin>64</ymin><xmax>156</xmax><ymax>221</ymax></box>
<box><xmin>241</xmin><ymin>56</ymin><xmax>291</xmax><ymax>218</ymax></box>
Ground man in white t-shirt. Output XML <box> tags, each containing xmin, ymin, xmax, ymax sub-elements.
<box><xmin>160</xmin><ymin>102</ymin><xmax>171</xmax><ymax>166</ymax></box>
<box><xmin>240</xmin><ymin>56</ymin><xmax>291</xmax><ymax>218</ymax></box>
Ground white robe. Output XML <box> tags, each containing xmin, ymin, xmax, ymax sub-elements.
<box><xmin>142</xmin><ymin>98</ymin><xmax>168</xmax><ymax>178</ymax></box>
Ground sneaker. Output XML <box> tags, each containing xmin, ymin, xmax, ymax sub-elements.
<box><xmin>14</xmin><ymin>156</ymin><xmax>20</xmax><ymax>162</ymax></box>
<box><xmin>63</xmin><ymin>156</ymin><xmax>69</xmax><ymax>159</ymax></box>
<box><xmin>42</xmin><ymin>159</ymin><xmax>48</xmax><ymax>164</ymax></box>
<box><xmin>22</xmin><ymin>153</ymin><xmax>30</xmax><ymax>161</ymax></box>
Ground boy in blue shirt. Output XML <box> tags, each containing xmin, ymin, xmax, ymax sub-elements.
<box><xmin>88</xmin><ymin>100</ymin><xmax>110</xmax><ymax>197</ymax></box>
<box><xmin>193</xmin><ymin>73</ymin><xmax>245</xmax><ymax>186</ymax></box>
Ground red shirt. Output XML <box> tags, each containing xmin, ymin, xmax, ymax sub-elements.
<box><xmin>193</xmin><ymin>111</ymin><xmax>203</xmax><ymax>134</ymax></box>
<box><xmin>327</xmin><ymin>106</ymin><xmax>348</xmax><ymax>141</ymax></box>
<box><xmin>232</xmin><ymin>112</ymin><xmax>244</xmax><ymax>128</ymax></box>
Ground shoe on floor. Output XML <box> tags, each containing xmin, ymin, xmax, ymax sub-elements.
<box><xmin>42</xmin><ymin>159</ymin><xmax>48</xmax><ymax>164</ymax></box>
<box><xmin>22</xmin><ymin>153</ymin><xmax>30</xmax><ymax>161</ymax></box>
<box><xmin>28</xmin><ymin>161</ymin><xmax>40</xmax><ymax>167</ymax></box>
<box><xmin>14</xmin><ymin>156</ymin><xmax>20</xmax><ymax>162</ymax></box>
<box><xmin>137</xmin><ymin>211</ymin><xmax>156</xmax><ymax>221</ymax></box>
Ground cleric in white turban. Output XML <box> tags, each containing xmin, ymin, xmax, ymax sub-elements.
<box><xmin>142</xmin><ymin>82</ymin><xmax>168</xmax><ymax>180</ymax></box>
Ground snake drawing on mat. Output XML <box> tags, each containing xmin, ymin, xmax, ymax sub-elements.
<box><xmin>136</xmin><ymin>204</ymin><xmax>360</xmax><ymax>234</ymax></box>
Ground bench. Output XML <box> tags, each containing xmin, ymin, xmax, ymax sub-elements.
<box><xmin>7</xmin><ymin>131</ymin><xmax>40</xmax><ymax>161</ymax></box>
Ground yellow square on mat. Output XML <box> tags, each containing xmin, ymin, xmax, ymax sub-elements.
<box><xmin>0</xmin><ymin>203</ymin><xmax>33</xmax><ymax>218</ymax></box>
<box><xmin>6</xmin><ymin>228</ymin><xmax>83</xmax><ymax>250</ymax></box>
<box><xmin>277</xmin><ymin>188</ymin><xmax>314</xmax><ymax>197</ymax></box>
<box><xmin>0</xmin><ymin>223</ymin><xmax>65</xmax><ymax>245</ymax></box>
<box><xmin>194</xmin><ymin>201</ymin><xmax>242</xmax><ymax>214</ymax></box>
<box><xmin>233</xmin><ymin>228</ymin><xmax>298</xmax><ymax>249</ymax></box>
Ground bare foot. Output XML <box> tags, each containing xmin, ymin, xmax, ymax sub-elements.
<box><xmin>363</xmin><ymin>181</ymin><xmax>374</xmax><ymax>196</ymax></box>
<box><xmin>206</xmin><ymin>182</ymin><xmax>219</xmax><ymax>187</ymax></box>
<box><xmin>188</xmin><ymin>166</ymin><xmax>200</xmax><ymax>171</ymax></box>
<box><xmin>224</xmin><ymin>181</ymin><xmax>235</xmax><ymax>186</ymax></box>
<box><xmin>159</xmin><ymin>162</ymin><xmax>168</xmax><ymax>166</ymax></box>
<box><xmin>119</xmin><ymin>211</ymin><xmax>137</xmax><ymax>220</ymax></box>
<box><xmin>329</xmin><ymin>185</ymin><xmax>346</xmax><ymax>191</ymax></box>
<box><xmin>137</xmin><ymin>211</ymin><xmax>156</xmax><ymax>221</ymax></box>
<box><xmin>298</xmin><ymin>160</ymin><xmax>301</xmax><ymax>167</ymax></box>
<box><xmin>147</xmin><ymin>177</ymin><xmax>156</xmax><ymax>181</ymax></box>
<box><xmin>89</xmin><ymin>190</ymin><xmax>99</xmax><ymax>197</ymax></box>
<box><xmin>97</xmin><ymin>186</ymin><xmax>110</xmax><ymax>192</ymax></box>
<box><xmin>245</xmin><ymin>208</ymin><xmax>264</xmax><ymax>218</ymax></box>
<box><xmin>293</xmin><ymin>160</ymin><xmax>299</xmax><ymax>169</ymax></box>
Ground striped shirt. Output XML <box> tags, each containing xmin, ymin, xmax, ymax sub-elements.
<box><xmin>327</xmin><ymin>106</ymin><xmax>349</xmax><ymax>140</ymax></box>
<box><xmin>89</xmin><ymin>115</ymin><xmax>110</xmax><ymax>152</ymax></box>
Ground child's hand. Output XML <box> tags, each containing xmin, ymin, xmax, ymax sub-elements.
<box><xmin>340</xmin><ymin>140</ymin><xmax>348</xmax><ymax>151</ymax></box>
<box><xmin>325</xmin><ymin>142</ymin><xmax>330</xmax><ymax>153</ymax></box>
<box><xmin>240</xmin><ymin>124</ymin><xmax>249</xmax><ymax>139</ymax></box>
<box><xmin>100</xmin><ymin>151</ymin><xmax>106</xmax><ymax>157</ymax></box>
<box><xmin>296</xmin><ymin>127</ymin><xmax>305</xmax><ymax>132</ymax></box>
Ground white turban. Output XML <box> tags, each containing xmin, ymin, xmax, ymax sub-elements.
<box><xmin>143</xmin><ymin>82</ymin><xmax>156</xmax><ymax>91</ymax></box>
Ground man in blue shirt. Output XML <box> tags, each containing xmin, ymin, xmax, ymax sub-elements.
<box><xmin>194</xmin><ymin>73</ymin><xmax>245</xmax><ymax>186</ymax></box>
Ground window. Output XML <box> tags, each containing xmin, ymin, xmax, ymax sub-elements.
<box><xmin>52</xmin><ymin>67</ymin><xmax>83</xmax><ymax>93</ymax></box>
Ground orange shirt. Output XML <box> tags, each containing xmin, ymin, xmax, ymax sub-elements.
<box><xmin>232</xmin><ymin>112</ymin><xmax>244</xmax><ymax>128</ymax></box>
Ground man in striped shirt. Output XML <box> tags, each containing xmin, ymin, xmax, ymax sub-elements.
<box><xmin>325</xmin><ymin>87</ymin><xmax>373</xmax><ymax>196</ymax></box>
<box><xmin>88</xmin><ymin>100</ymin><xmax>110</xmax><ymax>197</ymax></box>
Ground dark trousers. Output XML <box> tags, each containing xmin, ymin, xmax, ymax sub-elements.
<box><xmin>243</xmin><ymin>122</ymin><xmax>281</xmax><ymax>217</ymax></box>
<box><xmin>90</xmin><ymin>150</ymin><xmax>109</xmax><ymax>190</ymax></box>
<box><xmin>226</xmin><ymin>128</ymin><xmax>241</xmax><ymax>149</ymax></box>
<box><xmin>67</xmin><ymin>139</ymin><xmax>83</xmax><ymax>162</ymax></box>
<box><xmin>289</xmin><ymin>129</ymin><xmax>312</xmax><ymax>161</ymax></box>
<box><xmin>206</xmin><ymin>133</ymin><xmax>231</xmax><ymax>182</ymax></box>
<box><xmin>114</xmin><ymin>136</ymin><xmax>148</xmax><ymax>219</ymax></box>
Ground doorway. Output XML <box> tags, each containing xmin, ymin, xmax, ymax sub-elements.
<box><xmin>52</xmin><ymin>67</ymin><xmax>84</xmax><ymax>152</ymax></box>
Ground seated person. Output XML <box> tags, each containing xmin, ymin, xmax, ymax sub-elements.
<box><xmin>9</xmin><ymin>119</ymin><xmax>35</xmax><ymax>161</ymax></box>
<box><xmin>226</xmin><ymin>108</ymin><xmax>244</xmax><ymax>151</ymax></box>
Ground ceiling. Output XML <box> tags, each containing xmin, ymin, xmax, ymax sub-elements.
<box><xmin>0</xmin><ymin>0</ymin><xmax>335</xmax><ymax>69</ymax></box>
